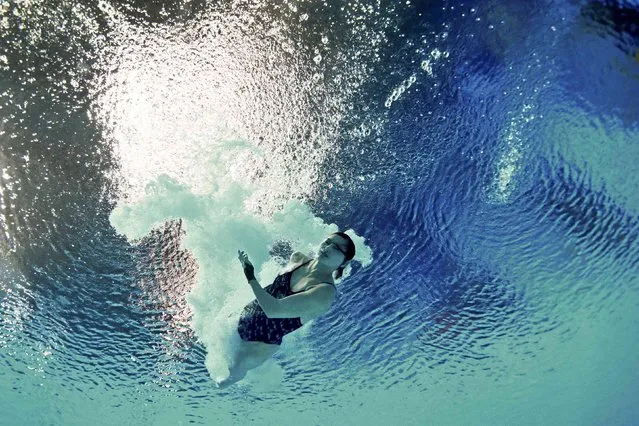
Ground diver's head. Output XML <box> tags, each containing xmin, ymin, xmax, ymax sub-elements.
<box><xmin>317</xmin><ymin>232</ymin><xmax>356</xmax><ymax>278</ymax></box>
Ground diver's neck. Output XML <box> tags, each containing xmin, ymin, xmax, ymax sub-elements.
<box><xmin>308</xmin><ymin>258</ymin><xmax>335</xmax><ymax>279</ymax></box>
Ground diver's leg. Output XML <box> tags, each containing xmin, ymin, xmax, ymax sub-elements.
<box><xmin>216</xmin><ymin>365</ymin><xmax>248</xmax><ymax>389</ymax></box>
<box><xmin>216</xmin><ymin>342</ymin><xmax>279</xmax><ymax>388</ymax></box>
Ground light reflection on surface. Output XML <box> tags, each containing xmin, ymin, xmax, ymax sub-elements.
<box><xmin>91</xmin><ymin>1</ymin><xmax>393</xmax><ymax>213</ymax></box>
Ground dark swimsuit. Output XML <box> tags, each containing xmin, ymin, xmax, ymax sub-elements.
<box><xmin>237</xmin><ymin>260</ymin><xmax>335</xmax><ymax>345</ymax></box>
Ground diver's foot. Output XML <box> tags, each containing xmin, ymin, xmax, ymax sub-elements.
<box><xmin>215</xmin><ymin>368</ymin><xmax>246</xmax><ymax>389</ymax></box>
<box><xmin>215</xmin><ymin>373</ymin><xmax>241</xmax><ymax>389</ymax></box>
<box><xmin>215</xmin><ymin>377</ymin><xmax>234</xmax><ymax>389</ymax></box>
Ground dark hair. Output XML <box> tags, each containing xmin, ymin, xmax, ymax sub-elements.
<box><xmin>332</xmin><ymin>232</ymin><xmax>356</xmax><ymax>279</ymax></box>
<box><xmin>332</xmin><ymin>232</ymin><xmax>356</xmax><ymax>261</ymax></box>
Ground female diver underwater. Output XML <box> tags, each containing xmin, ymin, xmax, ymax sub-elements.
<box><xmin>217</xmin><ymin>232</ymin><xmax>356</xmax><ymax>388</ymax></box>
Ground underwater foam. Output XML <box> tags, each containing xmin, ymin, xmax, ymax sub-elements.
<box><xmin>110</xmin><ymin>171</ymin><xmax>372</xmax><ymax>381</ymax></box>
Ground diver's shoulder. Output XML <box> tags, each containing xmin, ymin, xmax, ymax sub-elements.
<box><xmin>290</xmin><ymin>251</ymin><xmax>311</xmax><ymax>262</ymax></box>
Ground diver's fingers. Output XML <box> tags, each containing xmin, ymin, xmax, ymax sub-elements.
<box><xmin>238</xmin><ymin>251</ymin><xmax>250</xmax><ymax>265</ymax></box>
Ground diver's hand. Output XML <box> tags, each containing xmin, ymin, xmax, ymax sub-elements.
<box><xmin>238</xmin><ymin>250</ymin><xmax>255</xmax><ymax>281</ymax></box>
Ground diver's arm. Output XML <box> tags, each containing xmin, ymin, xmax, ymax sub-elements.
<box><xmin>264</xmin><ymin>284</ymin><xmax>335</xmax><ymax>318</ymax></box>
<box><xmin>239</xmin><ymin>250</ymin><xmax>333</xmax><ymax>318</ymax></box>
<box><xmin>247</xmin><ymin>279</ymin><xmax>335</xmax><ymax>318</ymax></box>
<box><xmin>246</xmin><ymin>278</ymin><xmax>278</xmax><ymax>316</ymax></box>
<box><xmin>238</xmin><ymin>250</ymin><xmax>282</xmax><ymax>317</ymax></box>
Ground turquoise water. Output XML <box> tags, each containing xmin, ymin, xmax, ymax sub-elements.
<box><xmin>1</xmin><ymin>0</ymin><xmax>639</xmax><ymax>424</ymax></box>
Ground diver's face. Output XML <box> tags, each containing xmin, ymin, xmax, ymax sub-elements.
<box><xmin>317</xmin><ymin>235</ymin><xmax>349</xmax><ymax>268</ymax></box>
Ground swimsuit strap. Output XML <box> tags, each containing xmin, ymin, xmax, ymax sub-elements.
<box><xmin>307</xmin><ymin>281</ymin><xmax>336</xmax><ymax>290</ymax></box>
<box><xmin>286</xmin><ymin>259</ymin><xmax>313</xmax><ymax>274</ymax></box>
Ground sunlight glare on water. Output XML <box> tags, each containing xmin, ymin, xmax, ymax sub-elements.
<box><xmin>92</xmin><ymin>0</ymin><xmax>380</xmax><ymax>386</ymax></box>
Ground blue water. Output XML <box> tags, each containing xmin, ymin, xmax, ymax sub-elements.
<box><xmin>1</xmin><ymin>0</ymin><xmax>639</xmax><ymax>424</ymax></box>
